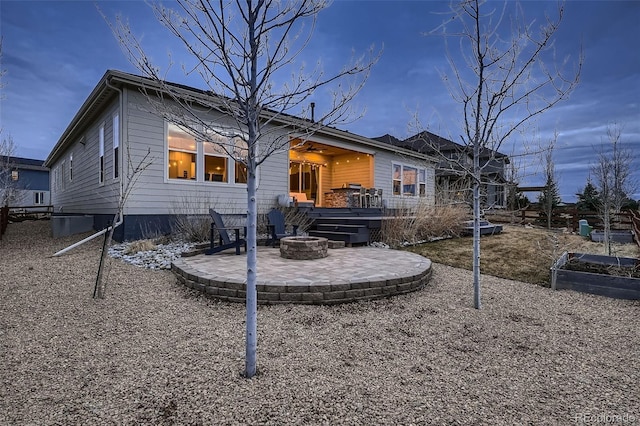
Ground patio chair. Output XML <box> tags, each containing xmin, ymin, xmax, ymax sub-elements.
<box><xmin>372</xmin><ymin>188</ymin><xmax>382</xmax><ymax>207</ymax></box>
<box><xmin>206</xmin><ymin>209</ymin><xmax>247</xmax><ymax>255</ymax></box>
<box><xmin>266</xmin><ymin>209</ymin><xmax>299</xmax><ymax>247</ymax></box>
<box><xmin>368</xmin><ymin>188</ymin><xmax>377</xmax><ymax>207</ymax></box>
<box><xmin>359</xmin><ymin>187</ymin><xmax>369</xmax><ymax>208</ymax></box>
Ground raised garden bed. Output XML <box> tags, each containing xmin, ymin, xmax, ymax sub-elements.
<box><xmin>590</xmin><ymin>230</ymin><xmax>635</xmax><ymax>244</ymax></box>
<box><xmin>551</xmin><ymin>252</ymin><xmax>640</xmax><ymax>300</ymax></box>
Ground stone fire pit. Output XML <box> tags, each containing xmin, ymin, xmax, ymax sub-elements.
<box><xmin>280</xmin><ymin>236</ymin><xmax>328</xmax><ymax>260</ymax></box>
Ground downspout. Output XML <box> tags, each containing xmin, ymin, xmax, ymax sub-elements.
<box><xmin>53</xmin><ymin>78</ymin><xmax>125</xmax><ymax>257</ymax></box>
<box><xmin>105</xmin><ymin>77</ymin><xmax>125</xmax><ymax>210</ymax></box>
<box><xmin>52</xmin><ymin>222</ymin><xmax>121</xmax><ymax>257</ymax></box>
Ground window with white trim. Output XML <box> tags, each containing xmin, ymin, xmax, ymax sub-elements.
<box><xmin>113</xmin><ymin>113</ymin><xmax>119</xmax><ymax>179</ymax></box>
<box><xmin>167</xmin><ymin>122</ymin><xmax>249</xmax><ymax>184</ymax></box>
<box><xmin>53</xmin><ymin>166</ymin><xmax>60</xmax><ymax>191</ymax></box>
<box><xmin>69</xmin><ymin>153</ymin><xmax>73</xmax><ymax>182</ymax></box>
<box><xmin>392</xmin><ymin>164</ymin><xmax>402</xmax><ymax>196</ymax></box>
<box><xmin>392</xmin><ymin>162</ymin><xmax>428</xmax><ymax>197</ymax></box>
<box><xmin>99</xmin><ymin>123</ymin><xmax>105</xmax><ymax>184</ymax></box>
<box><xmin>418</xmin><ymin>169</ymin><xmax>426</xmax><ymax>197</ymax></box>
<box><xmin>60</xmin><ymin>160</ymin><xmax>66</xmax><ymax>190</ymax></box>
<box><xmin>203</xmin><ymin>129</ymin><xmax>248</xmax><ymax>183</ymax></box>
<box><xmin>11</xmin><ymin>170</ymin><xmax>18</xmax><ymax>181</ymax></box>
<box><xmin>168</xmin><ymin>123</ymin><xmax>197</xmax><ymax>180</ymax></box>
<box><xmin>34</xmin><ymin>192</ymin><xmax>44</xmax><ymax>205</ymax></box>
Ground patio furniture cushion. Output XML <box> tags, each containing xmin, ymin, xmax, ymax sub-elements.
<box><xmin>290</xmin><ymin>192</ymin><xmax>315</xmax><ymax>207</ymax></box>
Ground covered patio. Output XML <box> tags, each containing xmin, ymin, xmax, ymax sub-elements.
<box><xmin>288</xmin><ymin>139</ymin><xmax>376</xmax><ymax>208</ymax></box>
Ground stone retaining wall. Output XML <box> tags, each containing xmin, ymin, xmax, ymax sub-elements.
<box><xmin>172</xmin><ymin>263</ymin><xmax>432</xmax><ymax>305</ymax></box>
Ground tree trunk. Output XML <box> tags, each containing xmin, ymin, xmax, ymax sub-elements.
<box><xmin>245</xmin><ymin>169</ymin><xmax>258</xmax><ymax>378</ymax></box>
<box><xmin>473</xmin><ymin>143</ymin><xmax>481</xmax><ymax>309</ymax></box>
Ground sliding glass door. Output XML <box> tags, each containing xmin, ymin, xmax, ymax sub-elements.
<box><xmin>289</xmin><ymin>162</ymin><xmax>320</xmax><ymax>203</ymax></box>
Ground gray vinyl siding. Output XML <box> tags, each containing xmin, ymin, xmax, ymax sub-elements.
<box><xmin>9</xmin><ymin>189</ymin><xmax>50</xmax><ymax>208</ymax></box>
<box><xmin>50</xmin><ymin>99</ymin><xmax>120</xmax><ymax>214</ymax></box>
<box><xmin>49</xmin><ymin>79</ymin><xmax>436</xmax><ymax>223</ymax></box>
<box><xmin>373</xmin><ymin>150</ymin><xmax>435</xmax><ymax>209</ymax></box>
<box><xmin>122</xmin><ymin>90</ymin><xmax>289</xmax><ymax>216</ymax></box>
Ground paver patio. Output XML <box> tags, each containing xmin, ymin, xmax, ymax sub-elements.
<box><xmin>172</xmin><ymin>246</ymin><xmax>432</xmax><ymax>304</ymax></box>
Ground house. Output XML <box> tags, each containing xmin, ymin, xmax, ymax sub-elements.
<box><xmin>374</xmin><ymin>131</ymin><xmax>511</xmax><ymax>208</ymax></box>
<box><xmin>0</xmin><ymin>157</ymin><xmax>50</xmax><ymax>212</ymax></box>
<box><xmin>44</xmin><ymin>70</ymin><xmax>436</xmax><ymax>241</ymax></box>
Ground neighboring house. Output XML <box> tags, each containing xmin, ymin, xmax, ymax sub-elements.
<box><xmin>44</xmin><ymin>70</ymin><xmax>436</xmax><ymax>241</ymax></box>
<box><xmin>374</xmin><ymin>131</ymin><xmax>511</xmax><ymax>208</ymax></box>
<box><xmin>0</xmin><ymin>157</ymin><xmax>50</xmax><ymax>211</ymax></box>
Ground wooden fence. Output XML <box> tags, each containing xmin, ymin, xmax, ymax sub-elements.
<box><xmin>0</xmin><ymin>206</ymin><xmax>8</xmax><ymax>241</ymax></box>
<box><xmin>8</xmin><ymin>205</ymin><xmax>54</xmax><ymax>221</ymax></box>
<box><xmin>519</xmin><ymin>207</ymin><xmax>635</xmax><ymax>232</ymax></box>
<box><xmin>630</xmin><ymin>210</ymin><xmax>640</xmax><ymax>249</ymax></box>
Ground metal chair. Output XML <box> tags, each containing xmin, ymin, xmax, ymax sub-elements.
<box><xmin>368</xmin><ymin>188</ymin><xmax>376</xmax><ymax>207</ymax></box>
<box><xmin>359</xmin><ymin>187</ymin><xmax>369</xmax><ymax>208</ymax></box>
<box><xmin>372</xmin><ymin>188</ymin><xmax>382</xmax><ymax>207</ymax></box>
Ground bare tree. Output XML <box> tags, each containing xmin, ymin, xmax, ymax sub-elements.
<box><xmin>607</xmin><ymin>124</ymin><xmax>636</xmax><ymax>215</ymax></box>
<box><xmin>427</xmin><ymin>0</ymin><xmax>581</xmax><ymax>309</ymax></box>
<box><xmin>591</xmin><ymin>123</ymin><xmax>637</xmax><ymax>255</ymax></box>
<box><xmin>538</xmin><ymin>135</ymin><xmax>561</xmax><ymax>229</ymax></box>
<box><xmin>94</xmin><ymin>146</ymin><xmax>153</xmax><ymax>299</ymax></box>
<box><xmin>592</xmin><ymin>144</ymin><xmax>613</xmax><ymax>255</ymax></box>
<box><xmin>0</xmin><ymin>38</ymin><xmax>18</xmax><ymax>207</ymax></box>
<box><xmin>105</xmin><ymin>0</ymin><xmax>377</xmax><ymax>377</ymax></box>
<box><xmin>0</xmin><ymin>135</ymin><xmax>17</xmax><ymax>207</ymax></box>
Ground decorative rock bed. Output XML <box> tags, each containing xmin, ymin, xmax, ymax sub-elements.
<box><xmin>280</xmin><ymin>236</ymin><xmax>328</xmax><ymax>260</ymax></box>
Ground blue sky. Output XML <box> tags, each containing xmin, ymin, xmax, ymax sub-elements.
<box><xmin>1</xmin><ymin>0</ymin><xmax>638</xmax><ymax>202</ymax></box>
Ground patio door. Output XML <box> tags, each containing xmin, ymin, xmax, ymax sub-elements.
<box><xmin>289</xmin><ymin>161</ymin><xmax>320</xmax><ymax>203</ymax></box>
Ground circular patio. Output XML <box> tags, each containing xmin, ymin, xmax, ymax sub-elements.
<box><xmin>172</xmin><ymin>246</ymin><xmax>432</xmax><ymax>305</ymax></box>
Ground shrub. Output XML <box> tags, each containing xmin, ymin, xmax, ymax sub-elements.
<box><xmin>124</xmin><ymin>239</ymin><xmax>157</xmax><ymax>254</ymax></box>
<box><xmin>170</xmin><ymin>193</ymin><xmax>242</xmax><ymax>243</ymax></box>
<box><xmin>275</xmin><ymin>206</ymin><xmax>314</xmax><ymax>234</ymax></box>
<box><xmin>382</xmin><ymin>200</ymin><xmax>469</xmax><ymax>248</ymax></box>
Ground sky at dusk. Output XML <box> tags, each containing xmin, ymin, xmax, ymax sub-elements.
<box><xmin>1</xmin><ymin>0</ymin><xmax>638</xmax><ymax>202</ymax></box>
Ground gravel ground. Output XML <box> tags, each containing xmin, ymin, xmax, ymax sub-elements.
<box><xmin>1</xmin><ymin>220</ymin><xmax>638</xmax><ymax>425</ymax></box>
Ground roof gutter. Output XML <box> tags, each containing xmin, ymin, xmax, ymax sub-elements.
<box><xmin>104</xmin><ymin>71</ymin><xmax>437</xmax><ymax>162</ymax></box>
<box><xmin>44</xmin><ymin>72</ymin><xmax>113</xmax><ymax>167</ymax></box>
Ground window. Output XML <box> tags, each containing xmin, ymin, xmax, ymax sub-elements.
<box><xmin>230</xmin><ymin>133</ymin><xmax>248</xmax><ymax>184</ymax></box>
<box><xmin>204</xmin><ymin>141</ymin><xmax>228</xmax><ymax>182</ymax></box>
<box><xmin>403</xmin><ymin>166</ymin><xmax>417</xmax><ymax>196</ymax></box>
<box><xmin>113</xmin><ymin>113</ymin><xmax>119</xmax><ymax>179</ymax></box>
<box><xmin>392</xmin><ymin>164</ymin><xmax>402</xmax><ymax>196</ymax></box>
<box><xmin>99</xmin><ymin>123</ymin><xmax>105</xmax><ymax>184</ymax></box>
<box><xmin>167</xmin><ymin>122</ymin><xmax>249</xmax><ymax>184</ymax></box>
<box><xmin>419</xmin><ymin>169</ymin><xmax>426</xmax><ymax>197</ymax></box>
<box><xmin>69</xmin><ymin>153</ymin><xmax>73</xmax><ymax>182</ymax></box>
<box><xmin>168</xmin><ymin>123</ymin><xmax>197</xmax><ymax>180</ymax></box>
<box><xmin>60</xmin><ymin>161</ymin><xmax>66</xmax><ymax>190</ymax></box>
<box><xmin>392</xmin><ymin>163</ymin><xmax>428</xmax><ymax>197</ymax></box>
<box><xmin>204</xmin><ymin>129</ymin><xmax>248</xmax><ymax>184</ymax></box>
<box><xmin>11</xmin><ymin>170</ymin><xmax>18</xmax><ymax>181</ymax></box>
<box><xmin>53</xmin><ymin>166</ymin><xmax>60</xmax><ymax>191</ymax></box>
<box><xmin>34</xmin><ymin>192</ymin><xmax>44</xmax><ymax>205</ymax></box>
<box><xmin>235</xmin><ymin>161</ymin><xmax>248</xmax><ymax>184</ymax></box>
